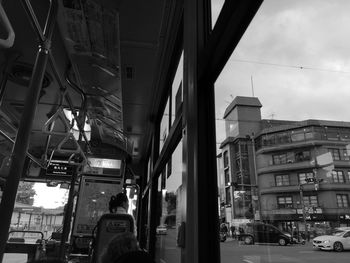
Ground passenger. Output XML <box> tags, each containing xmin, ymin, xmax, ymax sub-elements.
<box><xmin>109</xmin><ymin>192</ymin><xmax>129</xmax><ymax>214</ymax></box>
<box><xmin>109</xmin><ymin>192</ymin><xmax>137</xmax><ymax>235</ymax></box>
<box><xmin>100</xmin><ymin>232</ymin><xmax>140</xmax><ymax>263</ymax></box>
<box><xmin>230</xmin><ymin>225</ymin><xmax>236</xmax><ymax>239</ymax></box>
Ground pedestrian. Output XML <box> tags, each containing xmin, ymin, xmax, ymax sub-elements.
<box><xmin>230</xmin><ymin>225</ymin><xmax>236</xmax><ymax>239</ymax></box>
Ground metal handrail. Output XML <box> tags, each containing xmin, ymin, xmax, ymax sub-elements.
<box><xmin>0</xmin><ymin>3</ymin><xmax>15</xmax><ymax>48</ymax></box>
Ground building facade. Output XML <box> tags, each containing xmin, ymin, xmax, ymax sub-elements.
<box><xmin>219</xmin><ymin>96</ymin><xmax>350</xmax><ymax>235</ymax></box>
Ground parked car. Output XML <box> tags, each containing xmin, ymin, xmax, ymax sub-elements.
<box><xmin>239</xmin><ymin>222</ymin><xmax>292</xmax><ymax>246</ymax></box>
<box><xmin>313</xmin><ymin>230</ymin><xmax>350</xmax><ymax>252</ymax></box>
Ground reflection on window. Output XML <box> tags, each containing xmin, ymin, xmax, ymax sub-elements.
<box><xmin>155</xmin><ymin>140</ymin><xmax>182</xmax><ymax>263</ymax></box>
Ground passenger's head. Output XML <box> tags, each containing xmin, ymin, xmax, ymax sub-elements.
<box><xmin>109</xmin><ymin>192</ymin><xmax>129</xmax><ymax>213</ymax></box>
<box><xmin>115</xmin><ymin>250</ymin><xmax>155</xmax><ymax>263</ymax></box>
<box><xmin>100</xmin><ymin>232</ymin><xmax>139</xmax><ymax>263</ymax></box>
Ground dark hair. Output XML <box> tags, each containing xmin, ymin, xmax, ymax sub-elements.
<box><xmin>100</xmin><ymin>232</ymin><xmax>139</xmax><ymax>263</ymax></box>
<box><xmin>109</xmin><ymin>192</ymin><xmax>128</xmax><ymax>213</ymax></box>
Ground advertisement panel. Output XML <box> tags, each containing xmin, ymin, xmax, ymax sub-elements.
<box><xmin>72</xmin><ymin>175</ymin><xmax>122</xmax><ymax>236</ymax></box>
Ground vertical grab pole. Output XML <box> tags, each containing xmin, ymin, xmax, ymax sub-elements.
<box><xmin>0</xmin><ymin>1</ymin><xmax>57</xmax><ymax>261</ymax></box>
<box><xmin>59</xmin><ymin>170</ymin><xmax>77</xmax><ymax>260</ymax></box>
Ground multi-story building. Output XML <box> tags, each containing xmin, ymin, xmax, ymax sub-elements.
<box><xmin>219</xmin><ymin>96</ymin><xmax>350</xmax><ymax>234</ymax></box>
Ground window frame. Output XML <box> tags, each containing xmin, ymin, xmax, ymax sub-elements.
<box><xmin>336</xmin><ymin>194</ymin><xmax>349</xmax><ymax>208</ymax></box>
<box><xmin>275</xmin><ymin>174</ymin><xmax>290</xmax><ymax>186</ymax></box>
<box><xmin>277</xmin><ymin>196</ymin><xmax>293</xmax><ymax>209</ymax></box>
<box><xmin>298</xmin><ymin>172</ymin><xmax>314</xmax><ymax>185</ymax></box>
<box><xmin>332</xmin><ymin>170</ymin><xmax>345</xmax><ymax>183</ymax></box>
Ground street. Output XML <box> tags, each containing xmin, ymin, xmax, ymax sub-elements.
<box><xmin>220</xmin><ymin>239</ymin><xmax>350</xmax><ymax>263</ymax></box>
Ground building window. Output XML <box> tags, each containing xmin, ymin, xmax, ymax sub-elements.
<box><xmin>223</xmin><ymin>151</ymin><xmax>229</xmax><ymax>168</ymax></box>
<box><xmin>225</xmin><ymin>187</ymin><xmax>231</xmax><ymax>206</ymax></box>
<box><xmin>275</xmin><ymin>174</ymin><xmax>290</xmax><ymax>186</ymax></box>
<box><xmin>224</xmin><ymin>169</ymin><xmax>230</xmax><ymax>185</ymax></box>
<box><xmin>291</xmin><ymin>130</ymin><xmax>305</xmax><ymax>142</ymax></box>
<box><xmin>336</xmin><ymin>194</ymin><xmax>349</xmax><ymax>208</ymax></box>
<box><xmin>273</xmin><ymin>153</ymin><xmax>287</xmax><ymax>165</ymax></box>
<box><xmin>277</xmin><ymin>196</ymin><xmax>293</xmax><ymax>209</ymax></box>
<box><xmin>347</xmin><ymin>171</ymin><xmax>350</xmax><ymax>182</ymax></box>
<box><xmin>298</xmin><ymin>172</ymin><xmax>314</xmax><ymax>184</ymax></box>
<box><xmin>303</xmin><ymin>195</ymin><xmax>318</xmax><ymax>207</ymax></box>
<box><xmin>329</xmin><ymin>148</ymin><xmax>340</xmax><ymax>161</ymax></box>
<box><xmin>332</xmin><ymin>170</ymin><xmax>345</xmax><ymax>183</ymax></box>
<box><xmin>295</xmin><ymin>150</ymin><xmax>311</xmax><ymax>162</ymax></box>
<box><xmin>342</xmin><ymin>149</ymin><xmax>350</xmax><ymax>161</ymax></box>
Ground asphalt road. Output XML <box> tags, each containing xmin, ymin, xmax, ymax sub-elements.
<box><xmin>221</xmin><ymin>239</ymin><xmax>350</xmax><ymax>263</ymax></box>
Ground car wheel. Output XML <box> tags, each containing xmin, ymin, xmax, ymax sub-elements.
<box><xmin>244</xmin><ymin>236</ymin><xmax>253</xmax><ymax>245</ymax></box>
<box><xmin>333</xmin><ymin>242</ymin><xmax>343</xmax><ymax>252</ymax></box>
<box><xmin>278</xmin><ymin>238</ymin><xmax>287</xmax><ymax>246</ymax></box>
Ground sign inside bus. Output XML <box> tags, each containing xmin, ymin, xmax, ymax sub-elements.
<box><xmin>46</xmin><ymin>162</ymin><xmax>75</xmax><ymax>177</ymax></box>
<box><xmin>83</xmin><ymin>157</ymin><xmax>122</xmax><ymax>177</ymax></box>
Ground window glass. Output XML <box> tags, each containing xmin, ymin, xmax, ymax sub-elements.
<box><xmin>277</xmin><ymin>196</ymin><xmax>293</xmax><ymax>209</ymax></box>
<box><xmin>155</xmin><ymin>140</ymin><xmax>183</xmax><ymax>263</ymax></box>
<box><xmin>341</xmin><ymin>149</ymin><xmax>350</xmax><ymax>161</ymax></box>
<box><xmin>303</xmin><ymin>195</ymin><xmax>318</xmax><ymax>207</ymax></box>
<box><xmin>212</xmin><ymin>1</ymin><xmax>350</xmax><ymax>262</ymax></box>
<box><xmin>336</xmin><ymin>194</ymin><xmax>349</xmax><ymax>208</ymax></box>
<box><xmin>298</xmin><ymin>172</ymin><xmax>314</xmax><ymax>185</ymax></box>
<box><xmin>291</xmin><ymin>130</ymin><xmax>305</xmax><ymax>142</ymax></box>
<box><xmin>171</xmin><ymin>52</ymin><xmax>183</xmax><ymax>125</ymax></box>
<box><xmin>295</xmin><ymin>150</ymin><xmax>310</xmax><ymax>162</ymax></box>
<box><xmin>159</xmin><ymin>97</ymin><xmax>170</xmax><ymax>153</ymax></box>
<box><xmin>275</xmin><ymin>175</ymin><xmax>289</xmax><ymax>186</ymax></box>
<box><xmin>326</xmin><ymin>129</ymin><xmax>340</xmax><ymax>141</ymax></box>
<box><xmin>329</xmin><ymin>148</ymin><xmax>340</xmax><ymax>161</ymax></box>
<box><xmin>223</xmin><ymin>151</ymin><xmax>229</xmax><ymax>168</ymax></box>
<box><xmin>6</xmin><ymin>182</ymin><xmax>66</xmax><ymax>248</ymax></box>
<box><xmin>332</xmin><ymin>170</ymin><xmax>344</xmax><ymax>183</ymax></box>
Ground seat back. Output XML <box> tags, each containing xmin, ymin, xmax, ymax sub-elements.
<box><xmin>93</xmin><ymin>213</ymin><xmax>134</xmax><ymax>263</ymax></box>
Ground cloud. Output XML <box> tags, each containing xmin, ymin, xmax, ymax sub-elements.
<box><xmin>215</xmin><ymin>0</ymin><xmax>350</xmax><ymax>132</ymax></box>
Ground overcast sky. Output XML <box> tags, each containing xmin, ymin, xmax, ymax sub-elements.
<box><xmin>213</xmin><ymin>0</ymin><xmax>350</xmax><ymax>143</ymax></box>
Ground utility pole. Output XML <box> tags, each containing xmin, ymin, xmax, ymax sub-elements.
<box><xmin>299</xmin><ymin>184</ymin><xmax>308</xmax><ymax>241</ymax></box>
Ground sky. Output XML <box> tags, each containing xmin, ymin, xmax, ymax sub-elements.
<box><xmin>212</xmin><ymin>0</ymin><xmax>350</xmax><ymax>143</ymax></box>
<box><xmin>33</xmin><ymin>183</ymin><xmax>68</xmax><ymax>208</ymax></box>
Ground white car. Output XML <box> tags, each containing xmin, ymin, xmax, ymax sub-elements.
<box><xmin>313</xmin><ymin>230</ymin><xmax>350</xmax><ymax>252</ymax></box>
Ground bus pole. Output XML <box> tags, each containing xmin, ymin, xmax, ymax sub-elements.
<box><xmin>0</xmin><ymin>1</ymin><xmax>57</xmax><ymax>261</ymax></box>
<box><xmin>59</xmin><ymin>169</ymin><xmax>77</xmax><ymax>260</ymax></box>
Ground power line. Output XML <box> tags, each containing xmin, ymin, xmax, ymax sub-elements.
<box><xmin>231</xmin><ymin>59</ymin><xmax>350</xmax><ymax>74</ymax></box>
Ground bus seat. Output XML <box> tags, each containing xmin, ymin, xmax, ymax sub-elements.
<box><xmin>92</xmin><ymin>213</ymin><xmax>134</xmax><ymax>263</ymax></box>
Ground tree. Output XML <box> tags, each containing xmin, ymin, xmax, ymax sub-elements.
<box><xmin>16</xmin><ymin>182</ymin><xmax>36</xmax><ymax>205</ymax></box>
